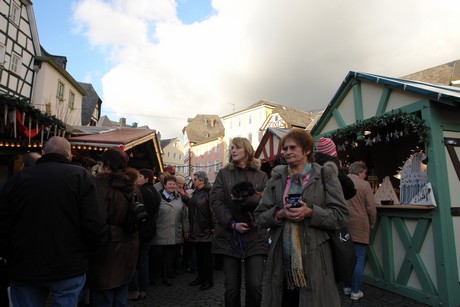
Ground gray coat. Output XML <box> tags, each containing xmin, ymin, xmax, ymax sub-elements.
<box><xmin>211</xmin><ymin>160</ymin><xmax>269</xmax><ymax>259</ymax></box>
<box><xmin>254</xmin><ymin>162</ymin><xmax>349</xmax><ymax>307</ymax></box>
<box><xmin>152</xmin><ymin>190</ymin><xmax>189</xmax><ymax>246</ymax></box>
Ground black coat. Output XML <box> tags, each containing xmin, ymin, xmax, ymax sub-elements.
<box><xmin>138</xmin><ymin>183</ymin><xmax>161</xmax><ymax>238</ymax></box>
<box><xmin>0</xmin><ymin>153</ymin><xmax>107</xmax><ymax>281</ymax></box>
<box><xmin>315</xmin><ymin>152</ymin><xmax>356</xmax><ymax>200</ymax></box>
<box><xmin>189</xmin><ymin>184</ymin><xmax>215</xmax><ymax>243</ymax></box>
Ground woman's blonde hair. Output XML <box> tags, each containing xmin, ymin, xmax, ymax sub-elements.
<box><xmin>228</xmin><ymin>137</ymin><xmax>255</xmax><ymax>164</ymax></box>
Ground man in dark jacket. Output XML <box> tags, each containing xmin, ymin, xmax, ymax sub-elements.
<box><xmin>0</xmin><ymin>136</ymin><xmax>107</xmax><ymax>306</ymax></box>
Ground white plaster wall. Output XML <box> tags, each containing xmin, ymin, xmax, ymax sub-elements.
<box><xmin>32</xmin><ymin>62</ymin><xmax>82</xmax><ymax>126</ymax></box>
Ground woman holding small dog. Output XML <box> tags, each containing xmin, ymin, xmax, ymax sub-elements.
<box><xmin>211</xmin><ymin>137</ymin><xmax>268</xmax><ymax>307</ymax></box>
<box><xmin>254</xmin><ymin>128</ymin><xmax>349</xmax><ymax>307</ymax></box>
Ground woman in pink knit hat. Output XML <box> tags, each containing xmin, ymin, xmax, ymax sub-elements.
<box><xmin>315</xmin><ymin>137</ymin><xmax>356</xmax><ymax>200</ymax></box>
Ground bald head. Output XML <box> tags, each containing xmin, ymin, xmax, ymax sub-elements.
<box><xmin>43</xmin><ymin>136</ymin><xmax>72</xmax><ymax>160</ymax></box>
<box><xmin>22</xmin><ymin>152</ymin><xmax>41</xmax><ymax>169</ymax></box>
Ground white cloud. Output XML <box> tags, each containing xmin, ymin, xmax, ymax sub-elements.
<box><xmin>73</xmin><ymin>0</ymin><xmax>460</xmax><ymax>138</ymax></box>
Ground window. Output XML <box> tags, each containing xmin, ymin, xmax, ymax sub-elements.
<box><xmin>10</xmin><ymin>3</ymin><xmax>20</xmax><ymax>25</ymax></box>
<box><xmin>215</xmin><ymin>160</ymin><xmax>220</xmax><ymax>172</ymax></box>
<box><xmin>208</xmin><ymin>145</ymin><xmax>211</xmax><ymax>155</ymax></box>
<box><xmin>207</xmin><ymin>161</ymin><xmax>212</xmax><ymax>173</ymax></box>
<box><xmin>167</xmin><ymin>152</ymin><xmax>170</xmax><ymax>158</ymax></box>
<box><xmin>248</xmin><ymin>132</ymin><xmax>252</xmax><ymax>143</ymax></box>
<box><xmin>10</xmin><ymin>54</ymin><xmax>21</xmax><ymax>74</ymax></box>
<box><xmin>249</xmin><ymin>115</ymin><xmax>252</xmax><ymax>124</ymax></box>
<box><xmin>179</xmin><ymin>154</ymin><xmax>182</xmax><ymax>160</ymax></box>
<box><xmin>215</xmin><ymin>144</ymin><xmax>219</xmax><ymax>153</ymax></box>
<box><xmin>68</xmin><ymin>91</ymin><xmax>75</xmax><ymax>110</ymax></box>
<box><xmin>56</xmin><ymin>81</ymin><xmax>65</xmax><ymax>101</ymax></box>
<box><xmin>45</xmin><ymin>103</ymin><xmax>52</xmax><ymax>114</ymax></box>
<box><xmin>238</xmin><ymin>118</ymin><xmax>241</xmax><ymax>127</ymax></box>
<box><xmin>173</xmin><ymin>153</ymin><xmax>176</xmax><ymax>159</ymax></box>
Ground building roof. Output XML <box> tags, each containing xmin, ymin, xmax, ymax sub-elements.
<box><xmin>183</xmin><ymin>114</ymin><xmax>224</xmax><ymax>145</ymax></box>
<box><xmin>311</xmin><ymin>71</ymin><xmax>460</xmax><ymax>135</ymax></box>
<box><xmin>402</xmin><ymin>60</ymin><xmax>460</xmax><ymax>87</ymax></box>
<box><xmin>221</xmin><ymin>99</ymin><xmax>281</xmax><ymax>118</ymax></box>
<box><xmin>271</xmin><ymin>105</ymin><xmax>318</xmax><ymax>128</ymax></box>
<box><xmin>79</xmin><ymin>82</ymin><xmax>102</xmax><ymax>125</ymax></box>
<box><xmin>97</xmin><ymin>115</ymin><xmax>119</xmax><ymax>127</ymax></box>
<box><xmin>160</xmin><ymin>137</ymin><xmax>177</xmax><ymax>149</ymax></box>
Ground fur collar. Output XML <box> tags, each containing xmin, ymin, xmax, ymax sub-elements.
<box><xmin>224</xmin><ymin>158</ymin><xmax>262</xmax><ymax>171</ymax></box>
<box><xmin>96</xmin><ymin>168</ymin><xmax>137</xmax><ymax>193</ymax></box>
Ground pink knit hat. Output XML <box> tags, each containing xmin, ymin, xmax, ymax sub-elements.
<box><xmin>316</xmin><ymin>137</ymin><xmax>337</xmax><ymax>157</ymax></box>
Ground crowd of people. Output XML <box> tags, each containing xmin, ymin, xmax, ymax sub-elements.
<box><xmin>0</xmin><ymin>131</ymin><xmax>377</xmax><ymax>307</ymax></box>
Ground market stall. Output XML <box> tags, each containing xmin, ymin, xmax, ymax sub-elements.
<box><xmin>68</xmin><ymin>127</ymin><xmax>164</xmax><ymax>176</ymax></box>
<box><xmin>311</xmin><ymin>71</ymin><xmax>460</xmax><ymax>306</ymax></box>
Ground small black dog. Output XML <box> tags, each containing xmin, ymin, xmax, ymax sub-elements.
<box><xmin>231</xmin><ymin>181</ymin><xmax>257</xmax><ymax>227</ymax></box>
<box><xmin>231</xmin><ymin>181</ymin><xmax>256</xmax><ymax>199</ymax></box>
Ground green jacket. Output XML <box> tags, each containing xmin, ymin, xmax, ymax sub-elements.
<box><xmin>254</xmin><ymin>162</ymin><xmax>349</xmax><ymax>307</ymax></box>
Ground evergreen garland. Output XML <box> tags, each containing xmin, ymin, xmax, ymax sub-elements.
<box><xmin>327</xmin><ymin>111</ymin><xmax>429</xmax><ymax>149</ymax></box>
<box><xmin>0</xmin><ymin>94</ymin><xmax>67</xmax><ymax>130</ymax></box>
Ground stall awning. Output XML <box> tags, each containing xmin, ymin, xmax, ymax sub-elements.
<box><xmin>68</xmin><ymin>127</ymin><xmax>157</xmax><ymax>151</ymax></box>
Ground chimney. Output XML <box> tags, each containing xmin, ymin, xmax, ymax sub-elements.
<box><xmin>119</xmin><ymin>117</ymin><xmax>126</xmax><ymax>127</ymax></box>
<box><xmin>132</xmin><ymin>122</ymin><xmax>138</xmax><ymax>128</ymax></box>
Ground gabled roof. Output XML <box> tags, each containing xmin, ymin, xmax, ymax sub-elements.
<box><xmin>402</xmin><ymin>60</ymin><xmax>460</xmax><ymax>87</ymax></box>
<box><xmin>221</xmin><ymin>99</ymin><xmax>281</xmax><ymax>118</ymax></box>
<box><xmin>79</xmin><ymin>82</ymin><xmax>102</xmax><ymax>125</ymax></box>
<box><xmin>183</xmin><ymin>114</ymin><xmax>224</xmax><ymax>145</ymax></box>
<box><xmin>97</xmin><ymin>115</ymin><xmax>119</xmax><ymax>127</ymax></box>
<box><xmin>353</xmin><ymin>72</ymin><xmax>460</xmax><ymax>104</ymax></box>
<box><xmin>311</xmin><ymin>71</ymin><xmax>460</xmax><ymax>135</ymax></box>
<box><xmin>160</xmin><ymin>137</ymin><xmax>177</xmax><ymax>149</ymax></box>
<box><xmin>262</xmin><ymin>105</ymin><xmax>318</xmax><ymax>130</ymax></box>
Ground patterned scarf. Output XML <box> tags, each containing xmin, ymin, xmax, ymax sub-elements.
<box><xmin>282</xmin><ymin>163</ymin><xmax>311</xmax><ymax>289</ymax></box>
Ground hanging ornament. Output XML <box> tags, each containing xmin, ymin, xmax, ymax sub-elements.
<box><xmin>374</xmin><ymin>134</ymin><xmax>382</xmax><ymax>143</ymax></box>
<box><xmin>365</xmin><ymin>138</ymin><xmax>373</xmax><ymax>146</ymax></box>
<box><xmin>393</xmin><ymin>130</ymin><xmax>400</xmax><ymax>139</ymax></box>
<box><xmin>338</xmin><ymin>144</ymin><xmax>346</xmax><ymax>151</ymax></box>
<box><xmin>3</xmin><ymin>104</ymin><xmax>7</xmax><ymax>125</ymax></box>
<box><xmin>41</xmin><ymin>124</ymin><xmax>44</xmax><ymax>146</ymax></box>
<box><xmin>385</xmin><ymin>133</ymin><xmax>390</xmax><ymax>142</ymax></box>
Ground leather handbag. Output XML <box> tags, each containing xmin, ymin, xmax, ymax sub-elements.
<box><xmin>321</xmin><ymin>167</ymin><xmax>357</xmax><ymax>283</ymax></box>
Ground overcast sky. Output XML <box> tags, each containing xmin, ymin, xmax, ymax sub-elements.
<box><xmin>36</xmin><ymin>0</ymin><xmax>460</xmax><ymax>139</ymax></box>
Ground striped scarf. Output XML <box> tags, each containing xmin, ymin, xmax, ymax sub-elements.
<box><xmin>282</xmin><ymin>163</ymin><xmax>311</xmax><ymax>289</ymax></box>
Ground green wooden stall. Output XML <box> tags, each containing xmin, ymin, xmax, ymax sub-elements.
<box><xmin>311</xmin><ymin>71</ymin><xmax>460</xmax><ymax>306</ymax></box>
